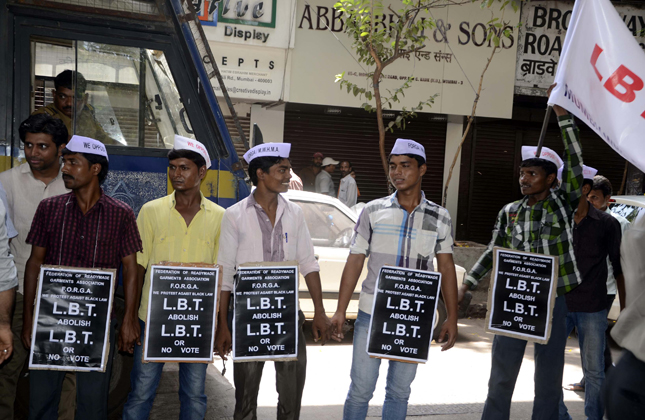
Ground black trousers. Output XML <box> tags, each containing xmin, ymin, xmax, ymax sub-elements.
<box><xmin>604</xmin><ymin>350</ymin><xmax>645</xmax><ymax>420</ymax></box>
<box><xmin>233</xmin><ymin>311</ymin><xmax>307</xmax><ymax>420</ymax></box>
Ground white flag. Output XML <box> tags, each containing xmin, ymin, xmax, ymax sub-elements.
<box><xmin>548</xmin><ymin>0</ymin><xmax>645</xmax><ymax>172</ymax></box>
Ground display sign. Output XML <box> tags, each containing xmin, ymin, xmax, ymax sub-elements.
<box><xmin>233</xmin><ymin>262</ymin><xmax>298</xmax><ymax>361</ymax></box>
<box><xmin>29</xmin><ymin>266</ymin><xmax>115</xmax><ymax>372</ymax></box>
<box><xmin>515</xmin><ymin>0</ymin><xmax>645</xmax><ymax>96</ymax></box>
<box><xmin>290</xmin><ymin>0</ymin><xmax>520</xmax><ymax>119</ymax></box>
<box><xmin>367</xmin><ymin>266</ymin><xmax>442</xmax><ymax>363</ymax></box>
<box><xmin>144</xmin><ymin>264</ymin><xmax>220</xmax><ymax>363</ymax></box>
<box><xmin>486</xmin><ymin>248</ymin><xmax>558</xmax><ymax>344</ymax></box>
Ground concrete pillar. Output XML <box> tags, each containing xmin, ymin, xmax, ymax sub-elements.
<box><xmin>250</xmin><ymin>103</ymin><xmax>285</xmax><ymax>145</ymax></box>
<box><xmin>442</xmin><ymin>115</ymin><xmax>464</xmax><ymax>225</ymax></box>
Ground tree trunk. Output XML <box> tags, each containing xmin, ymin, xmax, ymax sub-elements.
<box><xmin>372</xmin><ymin>66</ymin><xmax>391</xmax><ymax>191</ymax></box>
<box><xmin>624</xmin><ymin>162</ymin><xmax>644</xmax><ymax>195</ymax></box>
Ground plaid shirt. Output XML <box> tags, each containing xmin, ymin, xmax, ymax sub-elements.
<box><xmin>351</xmin><ymin>191</ymin><xmax>454</xmax><ymax>313</ymax></box>
<box><xmin>465</xmin><ymin>115</ymin><xmax>584</xmax><ymax>296</ymax></box>
<box><xmin>27</xmin><ymin>191</ymin><xmax>142</xmax><ymax>269</ymax></box>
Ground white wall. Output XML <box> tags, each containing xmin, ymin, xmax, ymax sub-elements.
<box><xmin>442</xmin><ymin>115</ymin><xmax>464</xmax><ymax>226</ymax></box>
<box><xmin>250</xmin><ymin>103</ymin><xmax>286</xmax><ymax>145</ymax></box>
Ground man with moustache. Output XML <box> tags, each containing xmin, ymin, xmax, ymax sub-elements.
<box><xmin>331</xmin><ymin>139</ymin><xmax>459</xmax><ymax>420</ymax></box>
<box><xmin>299</xmin><ymin>152</ymin><xmax>324</xmax><ymax>192</ymax></box>
<box><xmin>0</xmin><ymin>114</ymin><xmax>72</xmax><ymax>419</ymax></box>
<box><xmin>32</xmin><ymin>70</ymin><xmax>115</xmax><ymax>144</ymax></box>
<box><xmin>21</xmin><ymin>136</ymin><xmax>142</xmax><ymax>420</ymax></box>
<box><xmin>458</xmin><ymin>86</ymin><xmax>584</xmax><ymax>420</ymax></box>
<box><xmin>338</xmin><ymin>160</ymin><xmax>358</xmax><ymax>208</ymax></box>
<box><xmin>215</xmin><ymin>143</ymin><xmax>330</xmax><ymax>420</ymax></box>
<box><xmin>123</xmin><ymin>136</ymin><xmax>225</xmax><ymax>419</ymax></box>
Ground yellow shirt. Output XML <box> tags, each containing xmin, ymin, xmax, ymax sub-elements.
<box><xmin>137</xmin><ymin>192</ymin><xmax>225</xmax><ymax>321</ymax></box>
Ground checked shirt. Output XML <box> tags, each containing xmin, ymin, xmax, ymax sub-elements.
<box><xmin>350</xmin><ymin>191</ymin><xmax>454</xmax><ymax>314</ymax></box>
<box><xmin>465</xmin><ymin>115</ymin><xmax>584</xmax><ymax>296</ymax></box>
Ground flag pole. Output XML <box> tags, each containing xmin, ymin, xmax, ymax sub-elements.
<box><xmin>536</xmin><ymin>106</ymin><xmax>552</xmax><ymax>157</ymax></box>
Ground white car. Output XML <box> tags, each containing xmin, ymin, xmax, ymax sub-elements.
<box><xmin>607</xmin><ymin>195</ymin><xmax>645</xmax><ymax>321</ymax></box>
<box><xmin>282</xmin><ymin>190</ymin><xmax>466</xmax><ymax>338</ymax></box>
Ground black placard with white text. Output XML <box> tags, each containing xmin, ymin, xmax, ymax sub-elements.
<box><xmin>29</xmin><ymin>266</ymin><xmax>115</xmax><ymax>372</ymax></box>
<box><xmin>144</xmin><ymin>265</ymin><xmax>219</xmax><ymax>362</ymax></box>
<box><xmin>367</xmin><ymin>267</ymin><xmax>442</xmax><ymax>363</ymax></box>
<box><xmin>486</xmin><ymin>248</ymin><xmax>558</xmax><ymax>344</ymax></box>
<box><xmin>233</xmin><ymin>264</ymin><xmax>298</xmax><ymax>361</ymax></box>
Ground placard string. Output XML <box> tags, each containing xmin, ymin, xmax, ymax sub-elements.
<box><xmin>58</xmin><ymin>195</ymin><xmax>103</xmax><ymax>268</ymax></box>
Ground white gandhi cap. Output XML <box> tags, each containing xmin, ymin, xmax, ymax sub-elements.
<box><xmin>174</xmin><ymin>135</ymin><xmax>211</xmax><ymax>168</ymax></box>
<box><xmin>243</xmin><ymin>143</ymin><xmax>291</xmax><ymax>164</ymax></box>
<box><xmin>521</xmin><ymin>146</ymin><xmax>563</xmax><ymax>169</ymax></box>
<box><xmin>390</xmin><ymin>138</ymin><xmax>426</xmax><ymax>161</ymax></box>
<box><xmin>583</xmin><ymin>165</ymin><xmax>598</xmax><ymax>180</ymax></box>
<box><xmin>66</xmin><ymin>135</ymin><xmax>108</xmax><ymax>161</ymax></box>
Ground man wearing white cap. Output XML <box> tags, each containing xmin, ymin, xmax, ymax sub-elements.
<box><xmin>458</xmin><ymin>85</ymin><xmax>584</xmax><ymax>420</ymax></box>
<box><xmin>558</xmin><ymin>165</ymin><xmax>623</xmax><ymax>420</ymax></box>
<box><xmin>22</xmin><ymin>135</ymin><xmax>142</xmax><ymax>420</ymax></box>
<box><xmin>215</xmin><ymin>143</ymin><xmax>330</xmax><ymax>420</ymax></box>
<box><xmin>315</xmin><ymin>156</ymin><xmax>339</xmax><ymax>196</ymax></box>
<box><xmin>331</xmin><ymin>138</ymin><xmax>459</xmax><ymax>420</ymax></box>
<box><xmin>123</xmin><ymin>135</ymin><xmax>225</xmax><ymax>419</ymax></box>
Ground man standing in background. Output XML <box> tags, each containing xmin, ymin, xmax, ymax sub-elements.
<box><xmin>315</xmin><ymin>157</ymin><xmax>339</xmax><ymax>197</ymax></box>
<box><xmin>299</xmin><ymin>152</ymin><xmax>324</xmax><ymax>192</ymax></box>
<box><xmin>338</xmin><ymin>160</ymin><xmax>358</xmax><ymax>208</ymax></box>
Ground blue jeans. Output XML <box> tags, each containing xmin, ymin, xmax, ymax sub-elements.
<box><xmin>343</xmin><ymin>310</ymin><xmax>418</xmax><ymax>420</ymax></box>
<box><xmin>28</xmin><ymin>322</ymin><xmax>116</xmax><ymax>420</ymax></box>
<box><xmin>122</xmin><ymin>320</ymin><xmax>208</xmax><ymax>420</ymax></box>
<box><xmin>481</xmin><ymin>295</ymin><xmax>568</xmax><ymax>420</ymax></box>
<box><xmin>558</xmin><ymin>310</ymin><xmax>607</xmax><ymax>420</ymax></box>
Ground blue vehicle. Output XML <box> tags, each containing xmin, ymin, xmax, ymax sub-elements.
<box><xmin>0</xmin><ymin>0</ymin><xmax>249</xmax><ymax>415</ymax></box>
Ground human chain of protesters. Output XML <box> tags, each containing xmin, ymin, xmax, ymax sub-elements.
<box><xmin>0</xmin><ymin>72</ymin><xmax>642</xmax><ymax>420</ymax></box>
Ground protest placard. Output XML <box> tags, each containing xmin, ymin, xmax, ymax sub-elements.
<box><xmin>233</xmin><ymin>262</ymin><xmax>298</xmax><ymax>361</ymax></box>
<box><xmin>29</xmin><ymin>266</ymin><xmax>115</xmax><ymax>372</ymax></box>
<box><xmin>367</xmin><ymin>266</ymin><xmax>442</xmax><ymax>363</ymax></box>
<box><xmin>486</xmin><ymin>247</ymin><xmax>559</xmax><ymax>344</ymax></box>
<box><xmin>144</xmin><ymin>264</ymin><xmax>220</xmax><ymax>363</ymax></box>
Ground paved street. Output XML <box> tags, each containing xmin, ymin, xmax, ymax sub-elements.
<box><xmin>148</xmin><ymin>318</ymin><xmax>623</xmax><ymax>419</ymax></box>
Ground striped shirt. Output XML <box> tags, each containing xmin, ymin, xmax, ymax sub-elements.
<box><xmin>465</xmin><ymin>115</ymin><xmax>584</xmax><ymax>296</ymax></box>
<box><xmin>350</xmin><ymin>191</ymin><xmax>454</xmax><ymax>314</ymax></box>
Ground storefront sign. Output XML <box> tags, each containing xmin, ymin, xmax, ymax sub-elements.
<box><xmin>233</xmin><ymin>263</ymin><xmax>298</xmax><ymax>361</ymax></box>
<box><xmin>209</xmin><ymin>42</ymin><xmax>285</xmax><ymax>101</ymax></box>
<box><xmin>144</xmin><ymin>265</ymin><xmax>220</xmax><ymax>363</ymax></box>
<box><xmin>367</xmin><ymin>267</ymin><xmax>442</xmax><ymax>363</ymax></box>
<box><xmin>289</xmin><ymin>0</ymin><xmax>520</xmax><ymax>119</ymax></box>
<box><xmin>515</xmin><ymin>1</ymin><xmax>645</xmax><ymax>96</ymax></box>
<box><xmin>29</xmin><ymin>266</ymin><xmax>115</xmax><ymax>372</ymax></box>
<box><xmin>486</xmin><ymin>248</ymin><xmax>558</xmax><ymax>344</ymax></box>
<box><xmin>203</xmin><ymin>0</ymin><xmax>296</xmax><ymax>49</ymax></box>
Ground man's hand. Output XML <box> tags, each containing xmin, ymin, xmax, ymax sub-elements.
<box><xmin>330</xmin><ymin>311</ymin><xmax>347</xmax><ymax>342</ymax></box>
<box><xmin>118</xmin><ymin>316</ymin><xmax>140</xmax><ymax>354</ymax></box>
<box><xmin>547</xmin><ymin>83</ymin><xmax>568</xmax><ymax>117</ymax></box>
<box><xmin>436</xmin><ymin>317</ymin><xmax>458</xmax><ymax>351</ymax></box>
<box><xmin>311</xmin><ymin>311</ymin><xmax>331</xmax><ymax>344</ymax></box>
<box><xmin>21</xmin><ymin>323</ymin><xmax>32</xmax><ymax>350</ymax></box>
<box><xmin>214</xmin><ymin>324</ymin><xmax>232</xmax><ymax>361</ymax></box>
<box><xmin>0</xmin><ymin>324</ymin><xmax>12</xmax><ymax>363</ymax></box>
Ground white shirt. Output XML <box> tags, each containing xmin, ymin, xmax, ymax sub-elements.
<box><xmin>0</xmin><ymin>164</ymin><xmax>68</xmax><ymax>293</ymax></box>
<box><xmin>338</xmin><ymin>174</ymin><xmax>358</xmax><ymax>208</ymax></box>
<box><xmin>0</xmin><ymin>200</ymin><xmax>18</xmax><ymax>292</ymax></box>
<box><xmin>611</xmin><ymin>212</ymin><xmax>645</xmax><ymax>362</ymax></box>
<box><xmin>315</xmin><ymin>170</ymin><xmax>335</xmax><ymax>196</ymax></box>
<box><xmin>218</xmin><ymin>193</ymin><xmax>320</xmax><ymax>292</ymax></box>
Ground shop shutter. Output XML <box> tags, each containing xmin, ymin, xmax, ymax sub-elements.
<box><xmin>284</xmin><ymin>106</ymin><xmax>447</xmax><ymax>205</ymax></box>
<box><xmin>459</xmin><ymin>114</ymin><xmax>627</xmax><ymax>245</ymax></box>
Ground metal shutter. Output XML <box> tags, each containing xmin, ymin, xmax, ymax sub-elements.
<box><xmin>284</xmin><ymin>105</ymin><xmax>447</xmax><ymax>205</ymax></box>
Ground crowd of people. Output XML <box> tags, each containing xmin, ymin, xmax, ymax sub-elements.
<box><xmin>0</xmin><ymin>78</ymin><xmax>642</xmax><ymax>420</ymax></box>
